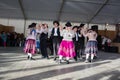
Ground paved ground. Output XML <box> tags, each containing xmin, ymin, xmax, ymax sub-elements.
<box><xmin>0</xmin><ymin>47</ymin><xmax>120</xmax><ymax>80</ymax></box>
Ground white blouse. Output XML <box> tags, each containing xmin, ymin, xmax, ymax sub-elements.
<box><xmin>26</xmin><ymin>29</ymin><xmax>36</xmax><ymax>40</ymax></box>
<box><xmin>60</xmin><ymin>29</ymin><xmax>75</xmax><ymax>41</ymax></box>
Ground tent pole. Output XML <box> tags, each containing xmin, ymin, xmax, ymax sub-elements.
<box><xmin>88</xmin><ymin>0</ymin><xmax>110</xmax><ymax>23</ymax></box>
<box><xmin>18</xmin><ymin>0</ymin><xmax>26</xmax><ymax>34</ymax></box>
<box><xmin>57</xmin><ymin>0</ymin><xmax>66</xmax><ymax>21</ymax></box>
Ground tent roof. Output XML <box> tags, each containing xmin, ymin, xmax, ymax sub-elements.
<box><xmin>0</xmin><ymin>0</ymin><xmax>120</xmax><ymax>24</ymax></box>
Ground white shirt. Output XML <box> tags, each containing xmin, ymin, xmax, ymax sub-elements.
<box><xmin>36</xmin><ymin>28</ymin><xmax>48</xmax><ymax>34</ymax></box>
<box><xmin>102</xmin><ymin>37</ymin><xmax>107</xmax><ymax>45</ymax></box>
<box><xmin>36</xmin><ymin>29</ymin><xmax>41</xmax><ymax>33</ymax></box>
<box><xmin>75</xmin><ymin>32</ymin><xmax>82</xmax><ymax>41</ymax></box>
<box><xmin>75</xmin><ymin>33</ymin><xmax>78</xmax><ymax>41</ymax></box>
<box><xmin>54</xmin><ymin>27</ymin><xmax>58</xmax><ymax>36</ymax></box>
<box><xmin>41</xmin><ymin>28</ymin><xmax>48</xmax><ymax>34</ymax></box>
<box><xmin>48</xmin><ymin>28</ymin><xmax>52</xmax><ymax>38</ymax></box>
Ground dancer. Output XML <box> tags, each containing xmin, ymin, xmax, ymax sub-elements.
<box><xmin>40</xmin><ymin>23</ymin><xmax>49</xmax><ymax>59</ymax></box>
<box><xmin>58</xmin><ymin>22</ymin><xmax>76</xmax><ymax>64</ymax></box>
<box><xmin>51</xmin><ymin>21</ymin><xmax>61</xmax><ymax>61</ymax></box>
<box><xmin>24</xmin><ymin>23</ymin><xmax>37</xmax><ymax>60</ymax></box>
<box><xmin>81</xmin><ymin>27</ymin><xmax>98</xmax><ymax>63</ymax></box>
<box><xmin>78</xmin><ymin>24</ymin><xmax>85</xmax><ymax>59</ymax></box>
<box><xmin>72</xmin><ymin>26</ymin><xmax>81</xmax><ymax>61</ymax></box>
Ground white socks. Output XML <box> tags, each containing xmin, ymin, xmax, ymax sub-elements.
<box><xmin>86</xmin><ymin>54</ymin><xmax>89</xmax><ymax>60</ymax></box>
<box><xmin>28</xmin><ymin>53</ymin><xmax>32</xmax><ymax>58</ymax></box>
<box><xmin>59</xmin><ymin>56</ymin><xmax>70</xmax><ymax>61</ymax></box>
<box><xmin>37</xmin><ymin>49</ymin><xmax>40</xmax><ymax>52</ymax></box>
<box><xmin>86</xmin><ymin>54</ymin><xmax>94</xmax><ymax>60</ymax></box>
<box><xmin>66</xmin><ymin>57</ymin><xmax>69</xmax><ymax>60</ymax></box>
<box><xmin>59</xmin><ymin>55</ymin><xmax>62</xmax><ymax>60</ymax></box>
<box><xmin>91</xmin><ymin>54</ymin><xmax>94</xmax><ymax>60</ymax></box>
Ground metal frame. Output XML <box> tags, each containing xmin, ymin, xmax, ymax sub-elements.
<box><xmin>88</xmin><ymin>0</ymin><xmax>110</xmax><ymax>23</ymax></box>
<box><xmin>57</xmin><ymin>0</ymin><xmax>66</xmax><ymax>21</ymax></box>
<box><xmin>18</xmin><ymin>0</ymin><xmax>26</xmax><ymax>34</ymax></box>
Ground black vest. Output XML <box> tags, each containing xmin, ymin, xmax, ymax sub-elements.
<box><xmin>51</xmin><ymin>28</ymin><xmax>60</xmax><ymax>38</ymax></box>
<box><xmin>73</xmin><ymin>31</ymin><xmax>85</xmax><ymax>43</ymax></box>
<box><xmin>40</xmin><ymin>33</ymin><xmax>48</xmax><ymax>41</ymax></box>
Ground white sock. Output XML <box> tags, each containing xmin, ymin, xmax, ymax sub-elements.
<box><xmin>91</xmin><ymin>54</ymin><xmax>94</xmax><ymax>60</ymax></box>
<box><xmin>37</xmin><ymin>49</ymin><xmax>40</xmax><ymax>52</ymax></box>
<box><xmin>66</xmin><ymin>57</ymin><xmax>69</xmax><ymax>60</ymax></box>
<box><xmin>86</xmin><ymin>54</ymin><xmax>89</xmax><ymax>60</ymax></box>
<box><xmin>28</xmin><ymin>53</ymin><xmax>32</xmax><ymax>58</ymax></box>
<box><xmin>59</xmin><ymin>55</ymin><xmax>62</xmax><ymax>60</ymax></box>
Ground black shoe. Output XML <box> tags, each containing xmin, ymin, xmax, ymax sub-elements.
<box><xmin>90</xmin><ymin>59</ymin><xmax>93</xmax><ymax>63</ymax></box>
<box><xmin>47</xmin><ymin>56</ymin><xmax>49</xmax><ymax>59</ymax></box>
<box><xmin>30</xmin><ymin>57</ymin><xmax>35</xmax><ymax>60</ymax></box>
<box><xmin>93</xmin><ymin>56</ymin><xmax>97</xmax><ymax>59</ymax></box>
<box><xmin>74</xmin><ymin>58</ymin><xmax>77</xmax><ymax>62</ymax></box>
<box><xmin>58</xmin><ymin>60</ymin><xmax>62</xmax><ymax>64</ymax></box>
<box><xmin>54</xmin><ymin>58</ymin><xmax>56</xmax><ymax>61</ymax></box>
<box><xmin>37</xmin><ymin>52</ymin><xmax>40</xmax><ymax>54</ymax></box>
<box><xmin>66</xmin><ymin>60</ymin><xmax>69</xmax><ymax>64</ymax></box>
<box><xmin>85</xmin><ymin>59</ymin><xmax>89</xmax><ymax>63</ymax></box>
<box><xmin>27</xmin><ymin>56</ymin><xmax>30</xmax><ymax>59</ymax></box>
<box><xmin>41</xmin><ymin>56</ymin><xmax>45</xmax><ymax>59</ymax></box>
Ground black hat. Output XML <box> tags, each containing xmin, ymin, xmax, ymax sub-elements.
<box><xmin>65</xmin><ymin>22</ymin><xmax>72</xmax><ymax>27</ymax></box>
<box><xmin>30</xmin><ymin>23</ymin><xmax>36</xmax><ymax>28</ymax></box>
<box><xmin>72</xmin><ymin>26</ymin><xmax>78</xmax><ymax>29</ymax></box>
<box><xmin>79</xmin><ymin>23</ymin><xmax>85</xmax><ymax>28</ymax></box>
<box><xmin>53</xmin><ymin>20</ymin><xmax>59</xmax><ymax>26</ymax></box>
<box><xmin>28</xmin><ymin>25</ymin><xmax>32</xmax><ymax>29</ymax></box>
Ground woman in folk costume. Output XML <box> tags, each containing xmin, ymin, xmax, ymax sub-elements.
<box><xmin>58</xmin><ymin>22</ymin><xmax>76</xmax><ymax>64</ymax></box>
<box><xmin>81</xmin><ymin>27</ymin><xmax>98</xmax><ymax>63</ymax></box>
<box><xmin>24</xmin><ymin>23</ymin><xmax>37</xmax><ymax>60</ymax></box>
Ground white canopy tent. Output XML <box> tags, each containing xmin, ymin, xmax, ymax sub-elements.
<box><xmin>0</xmin><ymin>0</ymin><xmax>119</xmax><ymax>33</ymax></box>
<box><xmin>0</xmin><ymin>0</ymin><xmax>120</xmax><ymax>24</ymax></box>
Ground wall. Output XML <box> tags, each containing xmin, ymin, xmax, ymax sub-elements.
<box><xmin>98</xmin><ymin>30</ymin><xmax>117</xmax><ymax>40</ymax></box>
<box><xmin>89</xmin><ymin>24</ymin><xmax>116</xmax><ymax>30</ymax></box>
<box><xmin>8</xmin><ymin>19</ymin><xmax>24</xmax><ymax>33</ymax></box>
<box><xmin>0</xmin><ymin>18</ymin><xmax>24</xmax><ymax>33</ymax></box>
<box><xmin>0</xmin><ymin>18</ymin><xmax>116</xmax><ymax>34</ymax></box>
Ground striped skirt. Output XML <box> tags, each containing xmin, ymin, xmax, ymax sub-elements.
<box><xmin>24</xmin><ymin>39</ymin><xmax>36</xmax><ymax>54</ymax></box>
<box><xmin>58</xmin><ymin>40</ymin><xmax>76</xmax><ymax>58</ymax></box>
<box><xmin>85</xmin><ymin>40</ymin><xmax>98</xmax><ymax>55</ymax></box>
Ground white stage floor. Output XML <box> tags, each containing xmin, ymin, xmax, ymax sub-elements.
<box><xmin>0</xmin><ymin>47</ymin><xmax>120</xmax><ymax>80</ymax></box>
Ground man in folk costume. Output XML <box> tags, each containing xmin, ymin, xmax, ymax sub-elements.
<box><xmin>58</xmin><ymin>22</ymin><xmax>76</xmax><ymax>64</ymax></box>
<box><xmin>51</xmin><ymin>21</ymin><xmax>61</xmax><ymax>61</ymax></box>
<box><xmin>24</xmin><ymin>23</ymin><xmax>37</xmax><ymax>60</ymax></box>
<box><xmin>78</xmin><ymin>24</ymin><xmax>85</xmax><ymax>59</ymax></box>
<box><xmin>40</xmin><ymin>24</ymin><xmax>49</xmax><ymax>59</ymax></box>
<box><xmin>81</xmin><ymin>27</ymin><xmax>98</xmax><ymax>63</ymax></box>
<box><xmin>72</xmin><ymin>26</ymin><xmax>81</xmax><ymax>61</ymax></box>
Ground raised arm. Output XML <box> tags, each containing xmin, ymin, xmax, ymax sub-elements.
<box><xmin>81</xmin><ymin>28</ymin><xmax>88</xmax><ymax>37</ymax></box>
<box><xmin>59</xmin><ymin>25</ymin><xmax>64</xmax><ymax>36</ymax></box>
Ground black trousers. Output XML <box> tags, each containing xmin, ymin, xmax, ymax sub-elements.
<box><xmin>52</xmin><ymin>37</ymin><xmax>60</xmax><ymax>59</ymax></box>
<box><xmin>40</xmin><ymin>39</ymin><xmax>48</xmax><ymax>58</ymax></box>
<box><xmin>74</xmin><ymin>41</ymin><xmax>84</xmax><ymax>60</ymax></box>
<box><xmin>47</xmin><ymin>38</ymin><xmax>53</xmax><ymax>55</ymax></box>
<box><xmin>74</xmin><ymin>41</ymin><xmax>80</xmax><ymax>60</ymax></box>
